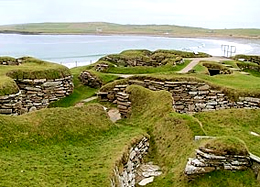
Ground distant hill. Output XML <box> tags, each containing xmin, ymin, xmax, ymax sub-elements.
<box><xmin>0</xmin><ymin>22</ymin><xmax>259</xmax><ymax>39</ymax></box>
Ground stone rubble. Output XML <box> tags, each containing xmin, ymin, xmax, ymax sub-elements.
<box><xmin>95</xmin><ymin>63</ymin><xmax>110</xmax><ymax>72</ymax></box>
<box><xmin>185</xmin><ymin>147</ymin><xmax>251</xmax><ymax>178</ymax></box>
<box><xmin>79</xmin><ymin>71</ymin><xmax>102</xmax><ymax>88</ymax></box>
<box><xmin>111</xmin><ymin>137</ymin><xmax>150</xmax><ymax>187</ymax></box>
<box><xmin>136</xmin><ymin>163</ymin><xmax>162</xmax><ymax>186</ymax></box>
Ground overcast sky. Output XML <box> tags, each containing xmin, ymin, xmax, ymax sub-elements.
<box><xmin>0</xmin><ymin>0</ymin><xmax>259</xmax><ymax>29</ymax></box>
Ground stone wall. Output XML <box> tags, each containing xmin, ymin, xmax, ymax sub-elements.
<box><xmin>0</xmin><ymin>91</ymin><xmax>22</xmax><ymax>115</ymax></box>
<box><xmin>185</xmin><ymin>147</ymin><xmax>260</xmax><ymax>181</ymax></box>
<box><xmin>250</xmin><ymin>153</ymin><xmax>260</xmax><ymax>181</ymax></box>
<box><xmin>100</xmin><ymin>50</ymin><xmax>185</xmax><ymax>68</ymax></box>
<box><xmin>185</xmin><ymin>147</ymin><xmax>251</xmax><ymax>178</ymax></box>
<box><xmin>79</xmin><ymin>71</ymin><xmax>102</xmax><ymax>88</ymax></box>
<box><xmin>0</xmin><ymin>59</ymin><xmax>22</xmax><ymax>65</ymax></box>
<box><xmin>237</xmin><ymin>63</ymin><xmax>260</xmax><ymax>72</ymax></box>
<box><xmin>98</xmin><ymin>78</ymin><xmax>260</xmax><ymax>116</ymax></box>
<box><xmin>111</xmin><ymin>137</ymin><xmax>150</xmax><ymax>187</ymax></box>
<box><xmin>95</xmin><ymin>63</ymin><xmax>110</xmax><ymax>72</ymax></box>
<box><xmin>0</xmin><ymin>76</ymin><xmax>74</xmax><ymax>115</ymax></box>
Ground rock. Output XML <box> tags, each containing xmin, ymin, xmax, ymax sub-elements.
<box><xmin>0</xmin><ymin>109</ymin><xmax>12</xmax><ymax>114</ymax></box>
<box><xmin>42</xmin><ymin>81</ymin><xmax>62</xmax><ymax>87</ymax></box>
<box><xmin>138</xmin><ymin>177</ymin><xmax>154</xmax><ymax>186</ymax></box>
<box><xmin>29</xmin><ymin>106</ymin><xmax>37</xmax><ymax>112</ymax></box>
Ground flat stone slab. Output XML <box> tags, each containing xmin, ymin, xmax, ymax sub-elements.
<box><xmin>250</xmin><ymin>131</ymin><xmax>260</xmax><ymax>137</ymax></box>
<box><xmin>107</xmin><ymin>108</ymin><xmax>121</xmax><ymax>122</ymax></box>
<box><xmin>138</xmin><ymin>177</ymin><xmax>154</xmax><ymax>186</ymax></box>
<box><xmin>82</xmin><ymin>96</ymin><xmax>98</xmax><ymax>103</ymax></box>
<box><xmin>240</xmin><ymin>72</ymin><xmax>250</xmax><ymax>75</ymax></box>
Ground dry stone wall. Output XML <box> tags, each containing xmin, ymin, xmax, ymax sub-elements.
<box><xmin>98</xmin><ymin>78</ymin><xmax>260</xmax><ymax>116</ymax></box>
<box><xmin>185</xmin><ymin>147</ymin><xmax>260</xmax><ymax>180</ymax></box>
<box><xmin>111</xmin><ymin>137</ymin><xmax>150</xmax><ymax>187</ymax></box>
<box><xmin>0</xmin><ymin>76</ymin><xmax>73</xmax><ymax>115</ymax></box>
<box><xmin>79</xmin><ymin>71</ymin><xmax>102</xmax><ymax>88</ymax></box>
<box><xmin>0</xmin><ymin>59</ymin><xmax>22</xmax><ymax>65</ymax></box>
<box><xmin>116</xmin><ymin>92</ymin><xmax>131</xmax><ymax>118</ymax></box>
<box><xmin>185</xmin><ymin>147</ymin><xmax>251</xmax><ymax>178</ymax></box>
<box><xmin>0</xmin><ymin>91</ymin><xmax>22</xmax><ymax>115</ymax></box>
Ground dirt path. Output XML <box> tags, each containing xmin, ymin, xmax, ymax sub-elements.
<box><xmin>178</xmin><ymin>57</ymin><xmax>232</xmax><ymax>73</ymax></box>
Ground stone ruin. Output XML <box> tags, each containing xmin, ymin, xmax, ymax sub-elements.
<box><xmin>99</xmin><ymin>50</ymin><xmax>185</xmax><ymax>68</ymax></box>
<box><xmin>111</xmin><ymin>136</ymin><xmax>162</xmax><ymax>187</ymax></box>
<box><xmin>0</xmin><ymin>58</ymin><xmax>23</xmax><ymax>65</ymax></box>
<box><xmin>79</xmin><ymin>71</ymin><xmax>102</xmax><ymax>88</ymax></box>
<box><xmin>0</xmin><ymin>76</ymin><xmax>74</xmax><ymax>115</ymax></box>
<box><xmin>98</xmin><ymin>78</ymin><xmax>260</xmax><ymax>117</ymax></box>
<box><xmin>185</xmin><ymin>138</ymin><xmax>260</xmax><ymax>181</ymax></box>
<box><xmin>185</xmin><ymin>147</ymin><xmax>251</xmax><ymax>177</ymax></box>
<box><xmin>95</xmin><ymin>63</ymin><xmax>110</xmax><ymax>72</ymax></box>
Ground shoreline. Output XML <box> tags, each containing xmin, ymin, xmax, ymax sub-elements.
<box><xmin>1</xmin><ymin>31</ymin><xmax>260</xmax><ymax>42</ymax></box>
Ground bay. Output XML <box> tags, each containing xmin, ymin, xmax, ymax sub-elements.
<box><xmin>0</xmin><ymin>34</ymin><xmax>259</xmax><ymax>68</ymax></box>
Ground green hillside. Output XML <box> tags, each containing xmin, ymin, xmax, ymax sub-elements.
<box><xmin>0</xmin><ymin>22</ymin><xmax>259</xmax><ymax>38</ymax></box>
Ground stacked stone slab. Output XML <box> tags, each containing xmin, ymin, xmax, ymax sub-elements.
<box><xmin>95</xmin><ymin>63</ymin><xmax>109</xmax><ymax>72</ymax></box>
<box><xmin>116</xmin><ymin>92</ymin><xmax>131</xmax><ymax>118</ymax></box>
<box><xmin>79</xmin><ymin>71</ymin><xmax>102</xmax><ymax>88</ymax></box>
<box><xmin>98</xmin><ymin>78</ymin><xmax>260</xmax><ymax>115</ymax></box>
<box><xmin>0</xmin><ymin>91</ymin><xmax>22</xmax><ymax>115</ymax></box>
<box><xmin>0</xmin><ymin>76</ymin><xmax>73</xmax><ymax>115</ymax></box>
<box><xmin>185</xmin><ymin>147</ymin><xmax>251</xmax><ymax>178</ymax></box>
<box><xmin>0</xmin><ymin>59</ymin><xmax>22</xmax><ymax>65</ymax></box>
<box><xmin>111</xmin><ymin>137</ymin><xmax>150</xmax><ymax>187</ymax></box>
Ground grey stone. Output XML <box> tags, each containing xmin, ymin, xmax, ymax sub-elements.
<box><xmin>29</xmin><ymin>106</ymin><xmax>37</xmax><ymax>112</ymax></box>
<box><xmin>0</xmin><ymin>109</ymin><xmax>12</xmax><ymax>114</ymax></box>
<box><xmin>42</xmin><ymin>81</ymin><xmax>62</xmax><ymax>87</ymax></box>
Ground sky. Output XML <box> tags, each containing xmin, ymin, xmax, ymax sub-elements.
<box><xmin>0</xmin><ymin>0</ymin><xmax>259</xmax><ymax>29</ymax></box>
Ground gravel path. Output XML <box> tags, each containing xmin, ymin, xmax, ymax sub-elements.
<box><xmin>178</xmin><ymin>57</ymin><xmax>232</xmax><ymax>73</ymax></box>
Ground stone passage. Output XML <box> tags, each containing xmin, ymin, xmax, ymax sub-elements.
<box><xmin>111</xmin><ymin>137</ymin><xmax>150</xmax><ymax>187</ymax></box>
<box><xmin>99</xmin><ymin>49</ymin><xmax>185</xmax><ymax>68</ymax></box>
<box><xmin>0</xmin><ymin>76</ymin><xmax>74</xmax><ymax>115</ymax></box>
<box><xmin>98</xmin><ymin>78</ymin><xmax>260</xmax><ymax>116</ymax></box>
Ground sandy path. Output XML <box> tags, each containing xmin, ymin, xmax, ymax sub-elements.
<box><xmin>178</xmin><ymin>57</ymin><xmax>232</xmax><ymax>73</ymax></box>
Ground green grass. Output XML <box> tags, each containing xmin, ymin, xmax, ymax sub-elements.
<box><xmin>49</xmin><ymin>66</ymin><xmax>119</xmax><ymax>107</ymax></box>
<box><xmin>202</xmin><ymin>136</ymin><xmax>249</xmax><ymax>156</ymax></box>
<box><xmin>0</xmin><ymin>22</ymin><xmax>259</xmax><ymax>38</ymax></box>
<box><xmin>1</xmin><ymin>84</ymin><xmax>259</xmax><ymax>186</ymax></box>
<box><xmin>0</xmin><ymin>57</ymin><xmax>71</xmax><ymax>96</ymax></box>
<box><xmin>194</xmin><ymin>109</ymin><xmax>260</xmax><ymax>157</ymax></box>
<box><xmin>195</xmin><ymin>72</ymin><xmax>260</xmax><ymax>97</ymax></box>
<box><xmin>120</xmin><ymin>85</ymin><xmax>259</xmax><ymax>187</ymax></box>
<box><xmin>244</xmin><ymin>69</ymin><xmax>260</xmax><ymax>77</ymax></box>
<box><xmin>48</xmin><ymin>76</ymin><xmax>97</xmax><ymax>107</ymax></box>
<box><xmin>105</xmin><ymin>60</ymin><xmax>190</xmax><ymax>74</ymax></box>
<box><xmin>0</xmin><ymin>104</ymin><xmax>146</xmax><ymax>186</ymax></box>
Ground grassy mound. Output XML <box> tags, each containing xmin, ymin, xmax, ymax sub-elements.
<box><xmin>120</xmin><ymin>85</ymin><xmax>258</xmax><ymax>186</ymax></box>
<box><xmin>194</xmin><ymin>109</ymin><xmax>260</xmax><ymax>157</ymax></box>
<box><xmin>233</xmin><ymin>54</ymin><xmax>260</xmax><ymax>65</ymax></box>
<box><xmin>0</xmin><ymin>104</ymin><xmax>146</xmax><ymax>186</ymax></box>
<box><xmin>202</xmin><ymin>136</ymin><xmax>249</xmax><ymax>156</ymax></box>
<box><xmin>0</xmin><ymin>57</ymin><xmax>71</xmax><ymax>96</ymax></box>
<box><xmin>93</xmin><ymin>49</ymin><xmax>207</xmax><ymax>74</ymax></box>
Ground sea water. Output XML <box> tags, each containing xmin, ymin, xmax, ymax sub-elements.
<box><xmin>0</xmin><ymin>34</ymin><xmax>259</xmax><ymax>68</ymax></box>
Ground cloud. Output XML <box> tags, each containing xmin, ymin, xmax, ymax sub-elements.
<box><xmin>0</xmin><ymin>0</ymin><xmax>259</xmax><ymax>28</ymax></box>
